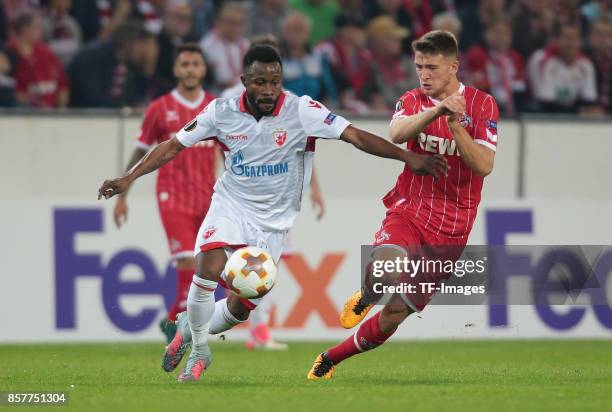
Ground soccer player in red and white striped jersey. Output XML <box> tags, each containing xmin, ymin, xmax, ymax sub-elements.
<box><xmin>113</xmin><ymin>43</ymin><xmax>218</xmax><ymax>342</ymax></box>
<box><xmin>308</xmin><ymin>30</ymin><xmax>500</xmax><ymax>379</ymax></box>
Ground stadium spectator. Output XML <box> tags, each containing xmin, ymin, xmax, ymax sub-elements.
<box><xmin>402</xmin><ymin>0</ymin><xmax>454</xmax><ymax>40</ymax></box>
<box><xmin>364</xmin><ymin>0</ymin><xmax>411</xmax><ymax>51</ymax></box>
<box><xmin>466</xmin><ymin>17</ymin><xmax>527</xmax><ymax>115</ymax></box>
<box><xmin>431</xmin><ymin>11</ymin><xmax>467</xmax><ymax>81</ymax></box>
<box><xmin>581</xmin><ymin>0</ymin><xmax>612</xmax><ymax>24</ymax></box>
<box><xmin>511</xmin><ymin>0</ymin><xmax>556</xmax><ymax>59</ymax></box>
<box><xmin>367</xmin><ymin>15</ymin><xmax>417</xmax><ymax>111</ymax></box>
<box><xmin>132</xmin><ymin>0</ymin><xmax>165</xmax><ymax>34</ymax></box>
<box><xmin>336</xmin><ymin>0</ymin><xmax>364</xmax><ymax>18</ymax></box>
<box><xmin>2</xmin><ymin>0</ymin><xmax>40</xmax><ymax>41</ymax></box>
<box><xmin>154</xmin><ymin>0</ymin><xmax>198</xmax><ymax>96</ymax></box>
<box><xmin>189</xmin><ymin>0</ymin><xmax>216</xmax><ymax>40</ymax></box>
<box><xmin>458</xmin><ymin>0</ymin><xmax>506</xmax><ymax>51</ymax></box>
<box><xmin>528</xmin><ymin>25</ymin><xmax>599</xmax><ymax>114</ymax></box>
<box><xmin>68</xmin><ymin>21</ymin><xmax>158</xmax><ymax>107</ymax></box>
<box><xmin>0</xmin><ymin>47</ymin><xmax>16</xmax><ymax>106</ymax></box>
<box><xmin>245</xmin><ymin>0</ymin><xmax>290</xmax><ymax>40</ymax></box>
<box><xmin>279</xmin><ymin>12</ymin><xmax>337</xmax><ymax>104</ymax></box>
<box><xmin>556</xmin><ymin>0</ymin><xmax>589</xmax><ymax>34</ymax></box>
<box><xmin>586</xmin><ymin>18</ymin><xmax>612</xmax><ymax>113</ymax></box>
<box><xmin>432</xmin><ymin>11</ymin><xmax>462</xmax><ymax>39</ymax></box>
<box><xmin>41</xmin><ymin>0</ymin><xmax>81</xmax><ymax>66</ymax></box>
<box><xmin>70</xmin><ymin>0</ymin><xmax>132</xmax><ymax>42</ymax></box>
<box><xmin>6</xmin><ymin>10</ymin><xmax>69</xmax><ymax>108</ymax></box>
<box><xmin>200</xmin><ymin>2</ymin><xmax>249</xmax><ymax>91</ymax></box>
<box><xmin>317</xmin><ymin>13</ymin><xmax>377</xmax><ymax>113</ymax></box>
<box><xmin>288</xmin><ymin>0</ymin><xmax>339</xmax><ymax>46</ymax></box>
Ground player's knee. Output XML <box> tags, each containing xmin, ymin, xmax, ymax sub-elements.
<box><xmin>195</xmin><ymin>249</ymin><xmax>227</xmax><ymax>282</ymax></box>
<box><xmin>227</xmin><ymin>293</ymin><xmax>251</xmax><ymax>321</ymax></box>
<box><xmin>176</xmin><ymin>257</ymin><xmax>195</xmax><ymax>270</ymax></box>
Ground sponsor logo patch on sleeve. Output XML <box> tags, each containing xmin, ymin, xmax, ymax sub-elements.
<box><xmin>183</xmin><ymin>119</ymin><xmax>197</xmax><ymax>132</ymax></box>
<box><xmin>324</xmin><ymin>112</ymin><xmax>337</xmax><ymax>125</ymax></box>
<box><xmin>486</xmin><ymin>119</ymin><xmax>497</xmax><ymax>131</ymax></box>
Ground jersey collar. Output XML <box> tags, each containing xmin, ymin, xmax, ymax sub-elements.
<box><xmin>427</xmin><ymin>82</ymin><xmax>465</xmax><ymax>105</ymax></box>
<box><xmin>171</xmin><ymin>89</ymin><xmax>205</xmax><ymax>110</ymax></box>
<box><xmin>238</xmin><ymin>91</ymin><xmax>286</xmax><ymax>117</ymax></box>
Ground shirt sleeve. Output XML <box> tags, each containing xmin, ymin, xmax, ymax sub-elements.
<box><xmin>391</xmin><ymin>91</ymin><xmax>419</xmax><ymax>121</ymax></box>
<box><xmin>473</xmin><ymin>95</ymin><xmax>500</xmax><ymax>152</ymax></box>
<box><xmin>297</xmin><ymin>95</ymin><xmax>350</xmax><ymax>140</ymax></box>
<box><xmin>136</xmin><ymin>102</ymin><xmax>161</xmax><ymax>150</ymax></box>
<box><xmin>175</xmin><ymin>99</ymin><xmax>218</xmax><ymax>147</ymax></box>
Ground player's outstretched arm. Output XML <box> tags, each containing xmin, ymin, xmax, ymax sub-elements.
<box><xmin>98</xmin><ymin>137</ymin><xmax>185</xmax><ymax>200</ymax></box>
<box><xmin>340</xmin><ymin>125</ymin><xmax>449</xmax><ymax>179</ymax></box>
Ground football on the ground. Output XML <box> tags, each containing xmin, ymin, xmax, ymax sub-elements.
<box><xmin>224</xmin><ymin>246</ymin><xmax>277</xmax><ymax>298</ymax></box>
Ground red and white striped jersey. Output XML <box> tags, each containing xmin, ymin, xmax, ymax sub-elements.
<box><xmin>137</xmin><ymin>89</ymin><xmax>217</xmax><ymax>216</ymax></box>
<box><xmin>384</xmin><ymin>83</ymin><xmax>499</xmax><ymax>238</ymax></box>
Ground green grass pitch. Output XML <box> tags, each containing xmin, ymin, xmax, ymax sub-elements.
<box><xmin>1</xmin><ymin>340</ymin><xmax>611</xmax><ymax>412</ymax></box>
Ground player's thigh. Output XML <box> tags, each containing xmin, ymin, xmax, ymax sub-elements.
<box><xmin>195</xmin><ymin>248</ymin><xmax>227</xmax><ymax>282</ymax></box>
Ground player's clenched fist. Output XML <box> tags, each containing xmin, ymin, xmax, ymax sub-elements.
<box><xmin>98</xmin><ymin>177</ymin><xmax>131</xmax><ymax>200</ymax></box>
<box><xmin>405</xmin><ymin>152</ymin><xmax>449</xmax><ymax>179</ymax></box>
<box><xmin>437</xmin><ymin>92</ymin><xmax>465</xmax><ymax>116</ymax></box>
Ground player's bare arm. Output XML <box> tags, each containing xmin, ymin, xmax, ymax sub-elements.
<box><xmin>447</xmin><ymin>114</ymin><xmax>495</xmax><ymax>177</ymax></box>
<box><xmin>340</xmin><ymin>125</ymin><xmax>449</xmax><ymax>179</ymax></box>
<box><xmin>98</xmin><ymin>137</ymin><xmax>185</xmax><ymax>200</ymax></box>
<box><xmin>389</xmin><ymin>92</ymin><xmax>466</xmax><ymax>144</ymax></box>
<box><xmin>113</xmin><ymin>147</ymin><xmax>147</xmax><ymax>228</ymax></box>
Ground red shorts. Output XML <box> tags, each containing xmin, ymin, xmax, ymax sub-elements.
<box><xmin>159</xmin><ymin>209</ymin><xmax>204</xmax><ymax>259</ymax></box>
<box><xmin>372</xmin><ymin>208</ymin><xmax>468</xmax><ymax>311</ymax></box>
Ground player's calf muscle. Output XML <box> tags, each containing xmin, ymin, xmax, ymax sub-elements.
<box><xmin>380</xmin><ymin>301</ymin><xmax>413</xmax><ymax>333</ymax></box>
<box><xmin>227</xmin><ymin>293</ymin><xmax>251</xmax><ymax>321</ymax></box>
<box><xmin>195</xmin><ymin>249</ymin><xmax>226</xmax><ymax>281</ymax></box>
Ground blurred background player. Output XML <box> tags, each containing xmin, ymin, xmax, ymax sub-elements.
<box><xmin>113</xmin><ymin>43</ymin><xmax>218</xmax><ymax>343</ymax></box>
<box><xmin>308</xmin><ymin>30</ymin><xmax>499</xmax><ymax>380</ymax></box>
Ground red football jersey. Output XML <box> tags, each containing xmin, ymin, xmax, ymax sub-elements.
<box><xmin>384</xmin><ymin>84</ymin><xmax>499</xmax><ymax>238</ymax></box>
<box><xmin>137</xmin><ymin>89</ymin><xmax>217</xmax><ymax>216</ymax></box>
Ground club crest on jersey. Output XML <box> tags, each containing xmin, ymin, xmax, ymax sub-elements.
<box><xmin>273</xmin><ymin>129</ymin><xmax>287</xmax><ymax>147</ymax></box>
<box><xmin>459</xmin><ymin>114</ymin><xmax>473</xmax><ymax>128</ymax></box>
<box><xmin>203</xmin><ymin>226</ymin><xmax>217</xmax><ymax>240</ymax></box>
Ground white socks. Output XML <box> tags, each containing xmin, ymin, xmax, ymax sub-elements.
<box><xmin>187</xmin><ymin>275</ymin><xmax>217</xmax><ymax>349</ymax></box>
<box><xmin>209</xmin><ymin>298</ymin><xmax>245</xmax><ymax>334</ymax></box>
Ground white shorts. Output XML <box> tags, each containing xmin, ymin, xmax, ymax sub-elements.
<box><xmin>194</xmin><ymin>196</ymin><xmax>288</xmax><ymax>308</ymax></box>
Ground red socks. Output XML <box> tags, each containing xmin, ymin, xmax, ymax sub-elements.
<box><xmin>326</xmin><ymin>311</ymin><xmax>395</xmax><ymax>364</ymax></box>
<box><xmin>167</xmin><ymin>268</ymin><xmax>193</xmax><ymax>321</ymax></box>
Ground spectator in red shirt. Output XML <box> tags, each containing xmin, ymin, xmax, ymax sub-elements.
<box><xmin>466</xmin><ymin>17</ymin><xmax>527</xmax><ymax>115</ymax></box>
<box><xmin>6</xmin><ymin>10</ymin><xmax>70</xmax><ymax>108</ymax></box>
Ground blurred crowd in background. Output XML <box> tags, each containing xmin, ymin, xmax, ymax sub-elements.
<box><xmin>0</xmin><ymin>0</ymin><xmax>610</xmax><ymax>116</ymax></box>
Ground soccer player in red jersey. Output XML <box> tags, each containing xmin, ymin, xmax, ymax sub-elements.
<box><xmin>308</xmin><ymin>30</ymin><xmax>500</xmax><ymax>379</ymax></box>
<box><xmin>113</xmin><ymin>43</ymin><xmax>218</xmax><ymax>342</ymax></box>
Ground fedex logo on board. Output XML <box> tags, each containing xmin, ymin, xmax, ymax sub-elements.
<box><xmin>54</xmin><ymin>208</ymin><xmax>343</xmax><ymax>332</ymax></box>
